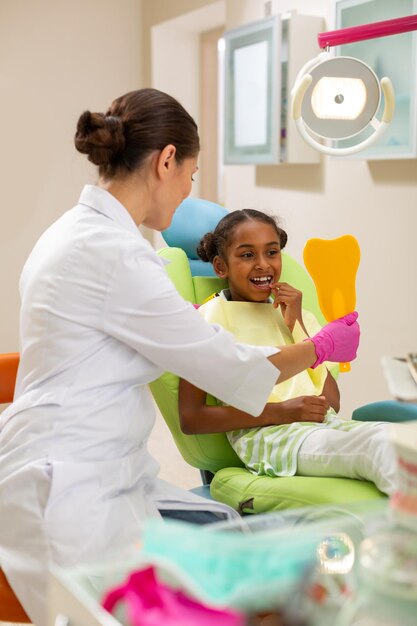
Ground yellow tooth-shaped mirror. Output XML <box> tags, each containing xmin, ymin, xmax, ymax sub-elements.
<box><xmin>303</xmin><ymin>235</ymin><xmax>361</xmax><ymax>373</ymax></box>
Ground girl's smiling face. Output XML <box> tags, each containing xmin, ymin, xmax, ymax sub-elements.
<box><xmin>213</xmin><ymin>220</ymin><xmax>282</xmax><ymax>303</ymax></box>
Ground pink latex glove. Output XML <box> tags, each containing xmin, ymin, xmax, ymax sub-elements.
<box><xmin>306</xmin><ymin>311</ymin><xmax>360</xmax><ymax>369</ymax></box>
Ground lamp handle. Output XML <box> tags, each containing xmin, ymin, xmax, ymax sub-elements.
<box><xmin>381</xmin><ymin>77</ymin><xmax>395</xmax><ymax>123</ymax></box>
<box><xmin>290</xmin><ymin>74</ymin><xmax>312</xmax><ymax>121</ymax></box>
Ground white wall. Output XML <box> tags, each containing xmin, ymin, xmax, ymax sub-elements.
<box><xmin>0</xmin><ymin>0</ymin><xmax>143</xmax><ymax>351</ymax></box>
<box><xmin>150</xmin><ymin>1</ymin><xmax>226</xmax><ymax>249</ymax></box>
<box><xmin>224</xmin><ymin>0</ymin><xmax>417</xmax><ymax>416</ymax></box>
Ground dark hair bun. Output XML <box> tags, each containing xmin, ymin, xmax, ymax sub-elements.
<box><xmin>278</xmin><ymin>227</ymin><xmax>288</xmax><ymax>249</ymax></box>
<box><xmin>196</xmin><ymin>232</ymin><xmax>218</xmax><ymax>263</ymax></box>
<box><xmin>74</xmin><ymin>110</ymin><xmax>125</xmax><ymax>167</ymax></box>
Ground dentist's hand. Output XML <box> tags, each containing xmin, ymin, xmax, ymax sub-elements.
<box><xmin>306</xmin><ymin>312</ymin><xmax>360</xmax><ymax>369</ymax></box>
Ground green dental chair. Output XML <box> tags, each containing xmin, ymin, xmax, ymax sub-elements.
<box><xmin>149</xmin><ymin>198</ymin><xmax>386</xmax><ymax>514</ymax></box>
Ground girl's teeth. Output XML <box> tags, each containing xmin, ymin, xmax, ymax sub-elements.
<box><xmin>251</xmin><ymin>277</ymin><xmax>271</xmax><ymax>285</ymax></box>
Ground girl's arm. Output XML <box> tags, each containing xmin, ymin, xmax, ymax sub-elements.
<box><xmin>271</xmin><ymin>282</ymin><xmax>341</xmax><ymax>410</ymax></box>
<box><xmin>179</xmin><ymin>377</ymin><xmax>328</xmax><ymax>435</ymax></box>
<box><xmin>322</xmin><ymin>370</ymin><xmax>340</xmax><ymax>413</ymax></box>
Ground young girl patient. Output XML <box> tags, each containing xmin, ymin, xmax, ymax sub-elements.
<box><xmin>178</xmin><ymin>209</ymin><xmax>397</xmax><ymax>495</ymax></box>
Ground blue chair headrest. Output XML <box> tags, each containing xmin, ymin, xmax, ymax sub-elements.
<box><xmin>162</xmin><ymin>197</ymin><xmax>228</xmax><ymax>259</ymax></box>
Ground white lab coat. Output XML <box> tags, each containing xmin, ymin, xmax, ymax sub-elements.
<box><xmin>0</xmin><ymin>185</ymin><xmax>279</xmax><ymax>625</ymax></box>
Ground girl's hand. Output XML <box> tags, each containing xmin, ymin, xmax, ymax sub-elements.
<box><xmin>273</xmin><ymin>395</ymin><xmax>329</xmax><ymax>424</ymax></box>
<box><xmin>270</xmin><ymin>281</ymin><xmax>303</xmax><ymax>331</ymax></box>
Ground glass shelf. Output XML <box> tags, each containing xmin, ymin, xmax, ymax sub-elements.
<box><xmin>223</xmin><ymin>12</ymin><xmax>323</xmax><ymax>165</ymax></box>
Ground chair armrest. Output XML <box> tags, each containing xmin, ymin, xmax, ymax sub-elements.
<box><xmin>353</xmin><ymin>400</ymin><xmax>417</xmax><ymax>423</ymax></box>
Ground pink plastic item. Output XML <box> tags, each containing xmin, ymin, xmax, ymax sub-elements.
<box><xmin>317</xmin><ymin>14</ymin><xmax>417</xmax><ymax>49</ymax></box>
<box><xmin>101</xmin><ymin>566</ymin><xmax>244</xmax><ymax>626</ymax></box>
<box><xmin>306</xmin><ymin>312</ymin><xmax>360</xmax><ymax>369</ymax></box>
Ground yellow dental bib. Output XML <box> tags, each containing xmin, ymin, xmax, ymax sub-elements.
<box><xmin>199</xmin><ymin>297</ymin><xmax>328</xmax><ymax>403</ymax></box>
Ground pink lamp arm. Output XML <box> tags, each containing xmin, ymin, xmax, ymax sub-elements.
<box><xmin>318</xmin><ymin>14</ymin><xmax>417</xmax><ymax>49</ymax></box>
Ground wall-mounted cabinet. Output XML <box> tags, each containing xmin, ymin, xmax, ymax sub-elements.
<box><xmin>335</xmin><ymin>0</ymin><xmax>417</xmax><ymax>160</ymax></box>
<box><xmin>223</xmin><ymin>12</ymin><xmax>323</xmax><ymax>165</ymax></box>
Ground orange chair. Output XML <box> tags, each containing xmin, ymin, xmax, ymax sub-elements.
<box><xmin>0</xmin><ymin>352</ymin><xmax>19</xmax><ymax>404</ymax></box>
<box><xmin>0</xmin><ymin>569</ymin><xmax>30</xmax><ymax>622</ymax></box>
<box><xmin>0</xmin><ymin>352</ymin><xmax>30</xmax><ymax>623</ymax></box>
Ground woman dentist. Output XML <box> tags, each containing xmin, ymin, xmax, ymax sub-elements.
<box><xmin>0</xmin><ymin>88</ymin><xmax>359</xmax><ymax>625</ymax></box>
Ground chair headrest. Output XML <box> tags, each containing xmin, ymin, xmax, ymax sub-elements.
<box><xmin>162</xmin><ymin>197</ymin><xmax>228</xmax><ymax>259</ymax></box>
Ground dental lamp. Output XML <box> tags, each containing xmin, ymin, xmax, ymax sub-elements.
<box><xmin>291</xmin><ymin>14</ymin><xmax>417</xmax><ymax>156</ymax></box>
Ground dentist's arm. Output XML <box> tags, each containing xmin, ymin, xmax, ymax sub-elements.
<box><xmin>267</xmin><ymin>341</ymin><xmax>317</xmax><ymax>383</ymax></box>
